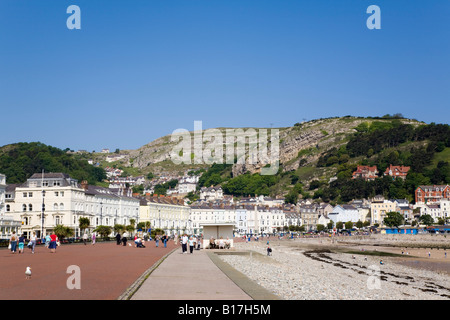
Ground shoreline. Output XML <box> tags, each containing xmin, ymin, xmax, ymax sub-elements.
<box><xmin>217</xmin><ymin>236</ymin><xmax>450</xmax><ymax>300</ymax></box>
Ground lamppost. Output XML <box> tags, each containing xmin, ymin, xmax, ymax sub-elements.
<box><xmin>41</xmin><ymin>190</ymin><xmax>46</xmax><ymax>238</ymax></box>
<box><xmin>100</xmin><ymin>201</ymin><xmax>103</xmax><ymax>226</ymax></box>
<box><xmin>158</xmin><ymin>209</ymin><xmax>161</xmax><ymax>230</ymax></box>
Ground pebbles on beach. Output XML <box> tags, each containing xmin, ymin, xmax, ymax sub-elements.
<box><xmin>218</xmin><ymin>240</ymin><xmax>450</xmax><ymax>300</ymax></box>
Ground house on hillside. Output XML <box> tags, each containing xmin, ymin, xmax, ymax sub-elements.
<box><xmin>200</xmin><ymin>186</ymin><xmax>223</xmax><ymax>202</ymax></box>
<box><xmin>352</xmin><ymin>166</ymin><xmax>378</xmax><ymax>181</ymax></box>
<box><xmin>384</xmin><ymin>165</ymin><xmax>410</xmax><ymax>180</ymax></box>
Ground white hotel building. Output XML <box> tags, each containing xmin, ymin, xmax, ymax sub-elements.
<box><xmin>6</xmin><ymin>172</ymin><xmax>140</xmax><ymax>238</ymax></box>
<box><xmin>0</xmin><ymin>174</ymin><xmax>22</xmax><ymax>239</ymax></box>
<box><xmin>139</xmin><ymin>196</ymin><xmax>191</xmax><ymax>235</ymax></box>
<box><xmin>190</xmin><ymin>204</ymin><xmax>286</xmax><ymax>236</ymax></box>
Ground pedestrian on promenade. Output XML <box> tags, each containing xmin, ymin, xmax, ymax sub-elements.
<box><xmin>83</xmin><ymin>232</ymin><xmax>88</xmax><ymax>245</ymax></box>
<box><xmin>116</xmin><ymin>232</ymin><xmax>121</xmax><ymax>245</ymax></box>
<box><xmin>162</xmin><ymin>234</ymin><xmax>167</xmax><ymax>248</ymax></box>
<box><xmin>196</xmin><ymin>235</ymin><xmax>201</xmax><ymax>250</ymax></box>
<box><xmin>267</xmin><ymin>246</ymin><xmax>272</xmax><ymax>256</ymax></box>
<box><xmin>155</xmin><ymin>234</ymin><xmax>160</xmax><ymax>247</ymax></box>
<box><xmin>45</xmin><ymin>234</ymin><xmax>51</xmax><ymax>248</ymax></box>
<box><xmin>49</xmin><ymin>232</ymin><xmax>58</xmax><ymax>253</ymax></box>
<box><xmin>18</xmin><ymin>234</ymin><xmax>25</xmax><ymax>254</ymax></box>
<box><xmin>188</xmin><ymin>236</ymin><xmax>195</xmax><ymax>254</ymax></box>
<box><xmin>9</xmin><ymin>231</ymin><xmax>18</xmax><ymax>254</ymax></box>
<box><xmin>181</xmin><ymin>233</ymin><xmax>188</xmax><ymax>253</ymax></box>
<box><xmin>29</xmin><ymin>232</ymin><xmax>37</xmax><ymax>254</ymax></box>
<box><xmin>174</xmin><ymin>233</ymin><xmax>178</xmax><ymax>245</ymax></box>
<box><xmin>92</xmin><ymin>232</ymin><xmax>96</xmax><ymax>245</ymax></box>
<box><xmin>122</xmin><ymin>234</ymin><xmax>127</xmax><ymax>246</ymax></box>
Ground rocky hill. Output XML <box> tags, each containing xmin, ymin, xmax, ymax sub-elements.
<box><xmin>123</xmin><ymin>116</ymin><xmax>424</xmax><ymax>178</ymax></box>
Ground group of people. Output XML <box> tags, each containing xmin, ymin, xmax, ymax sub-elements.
<box><xmin>209</xmin><ymin>236</ymin><xmax>231</xmax><ymax>249</ymax></box>
<box><xmin>8</xmin><ymin>231</ymin><xmax>59</xmax><ymax>254</ymax></box>
<box><xmin>178</xmin><ymin>234</ymin><xmax>201</xmax><ymax>254</ymax></box>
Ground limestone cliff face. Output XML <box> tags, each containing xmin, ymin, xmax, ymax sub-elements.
<box><xmin>125</xmin><ymin>117</ymin><xmax>422</xmax><ymax>176</ymax></box>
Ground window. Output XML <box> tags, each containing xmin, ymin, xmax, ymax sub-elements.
<box><xmin>28</xmin><ymin>204</ymin><xmax>33</xmax><ymax>211</ymax></box>
<box><xmin>6</xmin><ymin>204</ymin><xmax>10</xmax><ymax>212</ymax></box>
<box><xmin>55</xmin><ymin>192</ymin><xmax>59</xmax><ymax>197</ymax></box>
<box><xmin>55</xmin><ymin>216</ymin><xmax>60</xmax><ymax>225</ymax></box>
<box><xmin>22</xmin><ymin>204</ymin><xmax>27</xmax><ymax>212</ymax></box>
<box><xmin>54</xmin><ymin>203</ymin><xmax>59</xmax><ymax>211</ymax></box>
<box><xmin>28</xmin><ymin>192</ymin><xmax>33</xmax><ymax>197</ymax></box>
<box><xmin>60</xmin><ymin>203</ymin><xmax>64</xmax><ymax>210</ymax></box>
<box><xmin>23</xmin><ymin>193</ymin><xmax>27</xmax><ymax>198</ymax></box>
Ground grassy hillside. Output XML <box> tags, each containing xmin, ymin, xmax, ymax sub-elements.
<box><xmin>0</xmin><ymin>142</ymin><xmax>106</xmax><ymax>185</ymax></box>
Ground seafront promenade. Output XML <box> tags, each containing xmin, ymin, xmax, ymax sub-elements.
<box><xmin>1</xmin><ymin>235</ymin><xmax>448</xmax><ymax>301</ymax></box>
<box><xmin>0</xmin><ymin>240</ymin><xmax>176</xmax><ymax>300</ymax></box>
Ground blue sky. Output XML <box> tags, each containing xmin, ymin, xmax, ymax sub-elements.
<box><xmin>0</xmin><ymin>0</ymin><xmax>449</xmax><ymax>151</ymax></box>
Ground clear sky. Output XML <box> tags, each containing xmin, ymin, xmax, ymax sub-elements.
<box><xmin>0</xmin><ymin>0</ymin><xmax>449</xmax><ymax>152</ymax></box>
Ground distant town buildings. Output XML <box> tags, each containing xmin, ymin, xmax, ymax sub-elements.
<box><xmin>1</xmin><ymin>162</ymin><xmax>447</xmax><ymax>240</ymax></box>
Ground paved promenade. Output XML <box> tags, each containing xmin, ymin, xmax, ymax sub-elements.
<box><xmin>0</xmin><ymin>238</ymin><xmax>279</xmax><ymax>300</ymax></box>
<box><xmin>129</xmin><ymin>247</ymin><xmax>254</xmax><ymax>300</ymax></box>
<box><xmin>0</xmin><ymin>240</ymin><xmax>176</xmax><ymax>300</ymax></box>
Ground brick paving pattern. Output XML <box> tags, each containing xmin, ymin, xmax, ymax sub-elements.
<box><xmin>0</xmin><ymin>240</ymin><xmax>176</xmax><ymax>300</ymax></box>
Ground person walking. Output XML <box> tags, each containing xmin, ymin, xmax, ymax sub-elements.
<box><xmin>83</xmin><ymin>232</ymin><xmax>88</xmax><ymax>245</ymax></box>
<box><xmin>181</xmin><ymin>234</ymin><xmax>188</xmax><ymax>253</ymax></box>
<box><xmin>188</xmin><ymin>236</ymin><xmax>195</xmax><ymax>254</ymax></box>
<box><xmin>49</xmin><ymin>232</ymin><xmax>58</xmax><ymax>253</ymax></box>
<box><xmin>122</xmin><ymin>233</ymin><xmax>127</xmax><ymax>246</ymax></box>
<box><xmin>163</xmin><ymin>234</ymin><xmax>168</xmax><ymax>248</ymax></box>
<box><xmin>115</xmin><ymin>232</ymin><xmax>121</xmax><ymax>245</ymax></box>
<box><xmin>29</xmin><ymin>232</ymin><xmax>37</xmax><ymax>254</ymax></box>
<box><xmin>9</xmin><ymin>231</ymin><xmax>18</xmax><ymax>254</ymax></box>
<box><xmin>18</xmin><ymin>234</ymin><xmax>25</xmax><ymax>254</ymax></box>
<box><xmin>45</xmin><ymin>234</ymin><xmax>51</xmax><ymax>248</ymax></box>
<box><xmin>155</xmin><ymin>234</ymin><xmax>160</xmax><ymax>247</ymax></box>
<box><xmin>91</xmin><ymin>232</ymin><xmax>96</xmax><ymax>245</ymax></box>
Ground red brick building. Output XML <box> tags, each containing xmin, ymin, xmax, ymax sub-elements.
<box><xmin>415</xmin><ymin>185</ymin><xmax>450</xmax><ymax>204</ymax></box>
